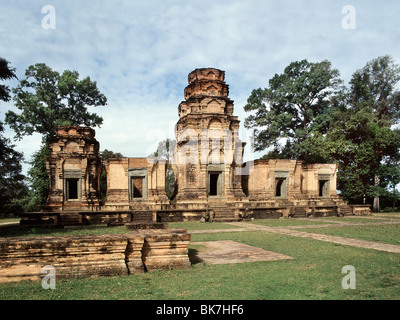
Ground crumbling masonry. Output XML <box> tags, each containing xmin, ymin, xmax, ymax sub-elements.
<box><xmin>27</xmin><ymin>68</ymin><xmax>370</xmax><ymax>227</ymax></box>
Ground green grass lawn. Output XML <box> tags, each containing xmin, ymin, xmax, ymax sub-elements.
<box><xmin>169</xmin><ymin>221</ymin><xmax>239</xmax><ymax>230</ymax></box>
<box><xmin>0</xmin><ymin>221</ymin><xmax>238</xmax><ymax>238</ymax></box>
<box><xmin>299</xmin><ymin>223</ymin><xmax>400</xmax><ymax>246</ymax></box>
<box><xmin>247</xmin><ymin>217</ymin><xmax>340</xmax><ymax>227</ymax></box>
<box><xmin>0</xmin><ymin>219</ymin><xmax>399</xmax><ymax>300</ymax></box>
<box><xmin>0</xmin><ymin>217</ymin><xmax>20</xmax><ymax>224</ymax></box>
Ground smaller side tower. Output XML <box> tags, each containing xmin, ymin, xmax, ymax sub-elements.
<box><xmin>46</xmin><ymin>126</ymin><xmax>102</xmax><ymax>211</ymax></box>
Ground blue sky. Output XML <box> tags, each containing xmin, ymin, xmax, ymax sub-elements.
<box><xmin>1</xmin><ymin>0</ymin><xmax>400</xmax><ymax>174</ymax></box>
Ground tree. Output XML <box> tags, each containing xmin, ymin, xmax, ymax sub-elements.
<box><xmin>0</xmin><ymin>57</ymin><xmax>17</xmax><ymax>102</ymax></box>
<box><xmin>349</xmin><ymin>55</ymin><xmax>400</xmax><ymax>124</ymax></box>
<box><xmin>244</xmin><ymin>56</ymin><xmax>400</xmax><ymax>208</ymax></box>
<box><xmin>0</xmin><ymin>58</ymin><xmax>28</xmax><ymax>216</ymax></box>
<box><xmin>347</xmin><ymin>55</ymin><xmax>400</xmax><ymax>210</ymax></box>
<box><xmin>327</xmin><ymin>106</ymin><xmax>400</xmax><ymax>205</ymax></box>
<box><xmin>5</xmin><ymin>63</ymin><xmax>107</xmax><ymax>209</ymax></box>
<box><xmin>244</xmin><ymin>59</ymin><xmax>343</xmax><ymax>161</ymax></box>
<box><xmin>99</xmin><ymin>149</ymin><xmax>123</xmax><ymax>201</ymax></box>
<box><xmin>6</xmin><ymin>63</ymin><xmax>107</xmax><ymax>143</ymax></box>
<box><xmin>377</xmin><ymin>160</ymin><xmax>400</xmax><ymax>209</ymax></box>
<box><xmin>24</xmin><ymin>144</ymin><xmax>51</xmax><ymax>211</ymax></box>
<box><xmin>0</xmin><ymin>122</ymin><xmax>29</xmax><ymax>216</ymax></box>
<box><xmin>148</xmin><ymin>139</ymin><xmax>176</xmax><ymax>199</ymax></box>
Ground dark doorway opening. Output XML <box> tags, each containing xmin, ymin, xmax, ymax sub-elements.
<box><xmin>275</xmin><ymin>179</ymin><xmax>284</xmax><ymax>197</ymax></box>
<box><xmin>209</xmin><ymin>173</ymin><xmax>220</xmax><ymax>196</ymax></box>
<box><xmin>319</xmin><ymin>180</ymin><xmax>329</xmax><ymax>197</ymax></box>
<box><xmin>67</xmin><ymin>178</ymin><xmax>79</xmax><ymax>200</ymax></box>
<box><xmin>132</xmin><ymin>177</ymin><xmax>144</xmax><ymax>198</ymax></box>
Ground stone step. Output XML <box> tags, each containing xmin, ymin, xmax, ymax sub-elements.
<box><xmin>132</xmin><ymin>212</ymin><xmax>153</xmax><ymax>222</ymax></box>
<box><xmin>293</xmin><ymin>207</ymin><xmax>307</xmax><ymax>218</ymax></box>
<box><xmin>213</xmin><ymin>217</ymin><xmax>242</xmax><ymax>222</ymax></box>
<box><xmin>211</xmin><ymin>208</ymin><xmax>241</xmax><ymax>222</ymax></box>
<box><xmin>340</xmin><ymin>206</ymin><xmax>353</xmax><ymax>216</ymax></box>
<box><xmin>59</xmin><ymin>213</ymin><xmax>81</xmax><ymax>226</ymax></box>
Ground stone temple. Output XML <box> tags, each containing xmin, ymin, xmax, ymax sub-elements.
<box><xmin>23</xmin><ymin>68</ymin><xmax>370</xmax><ymax>227</ymax></box>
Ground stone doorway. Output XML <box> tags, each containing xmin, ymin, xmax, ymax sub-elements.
<box><xmin>275</xmin><ymin>178</ymin><xmax>288</xmax><ymax>198</ymax></box>
<box><xmin>208</xmin><ymin>172</ymin><xmax>223</xmax><ymax>197</ymax></box>
<box><xmin>132</xmin><ymin>177</ymin><xmax>144</xmax><ymax>198</ymax></box>
<box><xmin>65</xmin><ymin>178</ymin><xmax>79</xmax><ymax>200</ymax></box>
<box><xmin>319</xmin><ymin>180</ymin><xmax>329</xmax><ymax>197</ymax></box>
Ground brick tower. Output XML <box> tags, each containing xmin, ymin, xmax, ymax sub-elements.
<box><xmin>171</xmin><ymin>68</ymin><xmax>247</xmax><ymax>215</ymax></box>
<box><xmin>46</xmin><ymin>126</ymin><xmax>102</xmax><ymax>212</ymax></box>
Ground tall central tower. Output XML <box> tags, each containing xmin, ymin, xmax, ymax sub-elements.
<box><xmin>172</xmin><ymin>68</ymin><xmax>246</xmax><ymax>209</ymax></box>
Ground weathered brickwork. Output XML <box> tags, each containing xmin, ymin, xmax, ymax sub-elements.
<box><xmin>46</xmin><ymin>126</ymin><xmax>102</xmax><ymax>211</ymax></box>
<box><xmin>40</xmin><ymin>67</ymin><xmax>370</xmax><ymax>223</ymax></box>
<box><xmin>0</xmin><ymin>229</ymin><xmax>191</xmax><ymax>283</ymax></box>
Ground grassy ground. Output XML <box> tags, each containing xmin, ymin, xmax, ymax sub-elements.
<box><xmin>0</xmin><ymin>221</ymin><xmax>238</xmax><ymax>238</ymax></box>
<box><xmin>247</xmin><ymin>218</ymin><xmax>340</xmax><ymax>227</ymax></box>
<box><xmin>300</xmin><ymin>223</ymin><xmax>400</xmax><ymax>246</ymax></box>
<box><xmin>0</xmin><ymin>217</ymin><xmax>20</xmax><ymax>224</ymax></box>
<box><xmin>0</xmin><ymin>215</ymin><xmax>399</xmax><ymax>300</ymax></box>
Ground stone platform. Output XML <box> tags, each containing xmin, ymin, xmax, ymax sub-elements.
<box><xmin>191</xmin><ymin>240</ymin><xmax>293</xmax><ymax>264</ymax></box>
<box><xmin>0</xmin><ymin>228</ymin><xmax>191</xmax><ymax>283</ymax></box>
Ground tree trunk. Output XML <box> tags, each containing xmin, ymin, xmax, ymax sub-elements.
<box><xmin>373</xmin><ymin>175</ymin><xmax>380</xmax><ymax>212</ymax></box>
<box><xmin>373</xmin><ymin>197</ymin><xmax>380</xmax><ymax>213</ymax></box>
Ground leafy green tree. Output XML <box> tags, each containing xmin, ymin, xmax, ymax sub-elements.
<box><xmin>5</xmin><ymin>63</ymin><xmax>107</xmax><ymax>209</ymax></box>
<box><xmin>6</xmin><ymin>63</ymin><xmax>107</xmax><ymax>143</ymax></box>
<box><xmin>328</xmin><ymin>107</ymin><xmax>400</xmax><ymax>205</ymax></box>
<box><xmin>0</xmin><ymin>57</ymin><xmax>17</xmax><ymax>102</ymax></box>
<box><xmin>349</xmin><ymin>55</ymin><xmax>400</xmax><ymax>124</ymax></box>
<box><xmin>0</xmin><ymin>122</ymin><xmax>29</xmax><ymax>216</ymax></box>
<box><xmin>377</xmin><ymin>161</ymin><xmax>400</xmax><ymax>208</ymax></box>
<box><xmin>24</xmin><ymin>144</ymin><xmax>51</xmax><ymax>211</ymax></box>
<box><xmin>346</xmin><ymin>55</ymin><xmax>400</xmax><ymax>210</ymax></box>
<box><xmin>99</xmin><ymin>149</ymin><xmax>123</xmax><ymax>201</ymax></box>
<box><xmin>0</xmin><ymin>58</ymin><xmax>29</xmax><ymax>216</ymax></box>
<box><xmin>149</xmin><ymin>139</ymin><xmax>176</xmax><ymax>199</ymax></box>
<box><xmin>244</xmin><ymin>56</ymin><xmax>400</xmax><ymax>208</ymax></box>
<box><xmin>244</xmin><ymin>59</ymin><xmax>343</xmax><ymax>161</ymax></box>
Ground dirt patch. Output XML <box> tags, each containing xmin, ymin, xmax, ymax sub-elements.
<box><xmin>190</xmin><ymin>240</ymin><xmax>293</xmax><ymax>265</ymax></box>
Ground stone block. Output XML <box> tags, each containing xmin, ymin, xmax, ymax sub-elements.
<box><xmin>0</xmin><ymin>229</ymin><xmax>192</xmax><ymax>283</ymax></box>
<box><xmin>125</xmin><ymin>234</ymin><xmax>146</xmax><ymax>274</ymax></box>
<box><xmin>0</xmin><ymin>234</ymin><xmax>129</xmax><ymax>282</ymax></box>
<box><xmin>137</xmin><ymin>229</ymin><xmax>191</xmax><ymax>272</ymax></box>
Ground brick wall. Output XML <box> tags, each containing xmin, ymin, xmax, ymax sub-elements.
<box><xmin>0</xmin><ymin>229</ymin><xmax>191</xmax><ymax>283</ymax></box>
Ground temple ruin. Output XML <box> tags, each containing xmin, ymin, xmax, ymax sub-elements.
<box><xmin>21</xmin><ymin>67</ymin><xmax>370</xmax><ymax>227</ymax></box>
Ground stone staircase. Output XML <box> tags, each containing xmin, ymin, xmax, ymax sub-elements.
<box><xmin>208</xmin><ymin>203</ymin><xmax>241</xmax><ymax>222</ymax></box>
<box><xmin>339</xmin><ymin>205</ymin><xmax>353</xmax><ymax>216</ymax></box>
<box><xmin>293</xmin><ymin>207</ymin><xmax>307</xmax><ymax>218</ymax></box>
<box><xmin>59</xmin><ymin>212</ymin><xmax>82</xmax><ymax>227</ymax></box>
<box><xmin>131</xmin><ymin>211</ymin><xmax>154</xmax><ymax>223</ymax></box>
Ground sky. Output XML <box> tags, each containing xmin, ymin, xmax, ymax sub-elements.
<box><xmin>1</xmin><ymin>0</ymin><xmax>400</xmax><ymax>175</ymax></box>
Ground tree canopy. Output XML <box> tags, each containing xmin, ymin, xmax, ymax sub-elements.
<box><xmin>244</xmin><ymin>55</ymin><xmax>400</xmax><ymax>207</ymax></box>
<box><xmin>99</xmin><ymin>149</ymin><xmax>124</xmax><ymax>201</ymax></box>
<box><xmin>0</xmin><ymin>57</ymin><xmax>17</xmax><ymax>102</ymax></box>
<box><xmin>148</xmin><ymin>139</ymin><xmax>177</xmax><ymax>199</ymax></box>
<box><xmin>6</xmin><ymin>63</ymin><xmax>107</xmax><ymax>143</ymax></box>
<box><xmin>4</xmin><ymin>63</ymin><xmax>107</xmax><ymax>210</ymax></box>
<box><xmin>0</xmin><ymin>58</ymin><xmax>28</xmax><ymax>216</ymax></box>
<box><xmin>244</xmin><ymin>59</ymin><xmax>343</xmax><ymax>161</ymax></box>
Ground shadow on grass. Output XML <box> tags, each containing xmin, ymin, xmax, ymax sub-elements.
<box><xmin>188</xmin><ymin>248</ymin><xmax>204</xmax><ymax>265</ymax></box>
